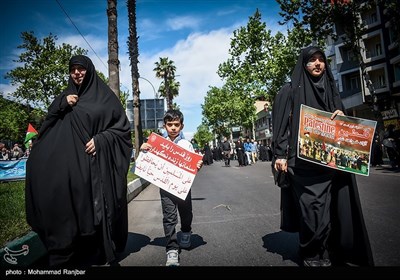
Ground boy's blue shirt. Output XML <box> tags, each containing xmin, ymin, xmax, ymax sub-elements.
<box><xmin>163</xmin><ymin>130</ymin><xmax>193</xmax><ymax>152</ymax></box>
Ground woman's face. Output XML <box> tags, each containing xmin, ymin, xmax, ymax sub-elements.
<box><xmin>306</xmin><ymin>52</ymin><xmax>325</xmax><ymax>77</ymax></box>
<box><xmin>70</xmin><ymin>65</ymin><xmax>87</xmax><ymax>85</ymax></box>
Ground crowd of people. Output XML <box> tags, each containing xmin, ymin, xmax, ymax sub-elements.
<box><xmin>0</xmin><ymin>142</ymin><xmax>30</xmax><ymax>160</ymax></box>
<box><xmin>197</xmin><ymin>137</ymin><xmax>273</xmax><ymax>167</ymax></box>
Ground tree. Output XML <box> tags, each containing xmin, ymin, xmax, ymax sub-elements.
<box><xmin>0</xmin><ymin>96</ymin><xmax>29</xmax><ymax>144</ymax></box>
<box><xmin>127</xmin><ymin>0</ymin><xmax>143</xmax><ymax>155</ymax></box>
<box><xmin>382</xmin><ymin>0</ymin><xmax>400</xmax><ymax>46</ymax></box>
<box><xmin>202</xmin><ymin>86</ymin><xmax>255</xmax><ymax>137</ymax></box>
<box><xmin>193</xmin><ymin>124</ymin><xmax>214</xmax><ymax>149</ymax></box>
<box><xmin>217</xmin><ymin>9</ymin><xmax>299</xmax><ymax>103</ymax></box>
<box><xmin>153</xmin><ymin>57</ymin><xmax>179</xmax><ymax>110</ymax></box>
<box><xmin>107</xmin><ymin>0</ymin><xmax>120</xmax><ymax>98</ymax></box>
<box><xmin>203</xmin><ymin>9</ymin><xmax>308</xmax><ymax>136</ymax></box>
<box><xmin>5</xmin><ymin>31</ymin><xmax>86</xmax><ymax>112</ymax></box>
<box><xmin>157</xmin><ymin>78</ymin><xmax>180</xmax><ymax>109</ymax></box>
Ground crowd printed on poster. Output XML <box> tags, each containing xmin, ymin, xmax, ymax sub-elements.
<box><xmin>134</xmin><ymin>133</ymin><xmax>203</xmax><ymax>200</ymax></box>
<box><xmin>298</xmin><ymin>105</ymin><xmax>377</xmax><ymax>176</ymax></box>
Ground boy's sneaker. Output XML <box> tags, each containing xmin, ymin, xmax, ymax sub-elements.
<box><xmin>179</xmin><ymin>231</ymin><xmax>192</xmax><ymax>248</ymax></box>
<box><xmin>166</xmin><ymin>249</ymin><xmax>179</xmax><ymax>266</ymax></box>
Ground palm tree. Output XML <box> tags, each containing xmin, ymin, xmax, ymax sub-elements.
<box><xmin>153</xmin><ymin>57</ymin><xmax>179</xmax><ymax>110</ymax></box>
<box><xmin>157</xmin><ymin>78</ymin><xmax>180</xmax><ymax>109</ymax></box>
<box><xmin>127</xmin><ymin>0</ymin><xmax>143</xmax><ymax>154</ymax></box>
<box><xmin>107</xmin><ymin>0</ymin><xmax>120</xmax><ymax>98</ymax></box>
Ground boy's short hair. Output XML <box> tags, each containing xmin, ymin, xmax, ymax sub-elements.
<box><xmin>163</xmin><ymin>109</ymin><xmax>184</xmax><ymax>124</ymax></box>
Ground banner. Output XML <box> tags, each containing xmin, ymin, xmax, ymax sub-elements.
<box><xmin>134</xmin><ymin>133</ymin><xmax>203</xmax><ymax>200</ymax></box>
<box><xmin>0</xmin><ymin>158</ymin><xmax>27</xmax><ymax>181</ymax></box>
<box><xmin>298</xmin><ymin>105</ymin><xmax>376</xmax><ymax>176</ymax></box>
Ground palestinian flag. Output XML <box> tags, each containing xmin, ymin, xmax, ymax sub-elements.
<box><xmin>24</xmin><ymin>123</ymin><xmax>38</xmax><ymax>149</ymax></box>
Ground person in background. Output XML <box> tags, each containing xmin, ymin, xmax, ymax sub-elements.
<box><xmin>202</xmin><ymin>142</ymin><xmax>213</xmax><ymax>165</ymax></box>
<box><xmin>251</xmin><ymin>139</ymin><xmax>258</xmax><ymax>163</ymax></box>
<box><xmin>221</xmin><ymin>136</ymin><xmax>232</xmax><ymax>167</ymax></box>
<box><xmin>11</xmin><ymin>143</ymin><xmax>23</xmax><ymax>159</ymax></box>
<box><xmin>140</xmin><ymin>109</ymin><xmax>203</xmax><ymax>266</ymax></box>
<box><xmin>25</xmin><ymin>55</ymin><xmax>132</xmax><ymax>267</ymax></box>
<box><xmin>243</xmin><ymin>138</ymin><xmax>252</xmax><ymax>165</ymax></box>
<box><xmin>370</xmin><ymin>133</ymin><xmax>383</xmax><ymax>167</ymax></box>
<box><xmin>235</xmin><ymin>137</ymin><xmax>245</xmax><ymax>167</ymax></box>
<box><xmin>1</xmin><ymin>144</ymin><xmax>10</xmax><ymax>160</ymax></box>
<box><xmin>272</xmin><ymin>46</ymin><xmax>374</xmax><ymax>267</ymax></box>
<box><xmin>191</xmin><ymin>138</ymin><xmax>200</xmax><ymax>153</ymax></box>
<box><xmin>382</xmin><ymin>124</ymin><xmax>400</xmax><ymax>169</ymax></box>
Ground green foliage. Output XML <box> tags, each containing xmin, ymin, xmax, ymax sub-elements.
<box><xmin>379</xmin><ymin>0</ymin><xmax>400</xmax><ymax>45</ymax></box>
<box><xmin>119</xmin><ymin>90</ymin><xmax>129</xmax><ymax>110</ymax></box>
<box><xmin>277</xmin><ymin>0</ymin><xmax>381</xmax><ymax>51</ymax></box>
<box><xmin>153</xmin><ymin>57</ymin><xmax>180</xmax><ymax>110</ymax></box>
<box><xmin>202</xmin><ymin>86</ymin><xmax>255</xmax><ymax>135</ymax></box>
<box><xmin>0</xmin><ymin>97</ymin><xmax>29</xmax><ymax>143</ymax></box>
<box><xmin>0</xmin><ymin>181</ymin><xmax>31</xmax><ymax>247</ymax></box>
<box><xmin>193</xmin><ymin>124</ymin><xmax>213</xmax><ymax>148</ymax></box>
<box><xmin>5</xmin><ymin>31</ymin><xmax>87</xmax><ymax>112</ymax></box>
<box><xmin>127</xmin><ymin>162</ymin><xmax>138</xmax><ymax>183</ymax></box>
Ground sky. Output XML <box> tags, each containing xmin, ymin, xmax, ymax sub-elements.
<box><xmin>1</xmin><ymin>0</ymin><xmax>286</xmax><ymax>139</ymax></box>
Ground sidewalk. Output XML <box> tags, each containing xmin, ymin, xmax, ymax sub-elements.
<box><xmin>0</xmin><ymin>177</ymin><xmax>150</xmax><ymax>268</ymax></box>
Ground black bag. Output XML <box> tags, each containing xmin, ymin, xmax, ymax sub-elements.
<box><xmin>271</xmin><ymin>162</ymin><xmax>290</xmax><ymax>188</ymax></box>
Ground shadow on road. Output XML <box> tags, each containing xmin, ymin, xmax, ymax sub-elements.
<box><xmin>262</xmin><ymin>231</ymin><xmax>301</xmax><ymax>265</ymax></box>
<box><xmin>148</xmin><ymin>233</ymin><xmax>207</xmax><ymax>252</ymax></box>
<box><xmin>115</xmin><ymin>232</ymin><xmax>151</xmax><ymax>264</ymax></box>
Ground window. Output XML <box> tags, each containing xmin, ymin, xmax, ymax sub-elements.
<box><xmin>394</xmin><ymin>62</ymin><xmax>400</xmax><ymax>82</ymax></box>
<box><xmin>376</xmin><ymin>43</ymin><xmax>382</xmax><ymax>56</ymax></box>
<box><xmin>378</xmin><ymin>75</ymin><xmax>385</xmax><ymax>87</ymax></box>
<box><xmin>347</xmin><ymin>50</ymin><xmax>357</xmax><ymax>62</ymax></box>
<box><xmin>350</xmin><ymin>76</ymin><xmax>360</xmax><ymax>90</ymax></box>
<box><xmin>370</xmin><ymin>12</ymin><xmax>377</xmax><ymax>24</ymax></box>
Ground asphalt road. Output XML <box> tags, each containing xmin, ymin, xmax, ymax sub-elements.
<box><xmin>116</xmin><ymin>160</ymin><xmax>400</xmax><ymax>269</ymax></box>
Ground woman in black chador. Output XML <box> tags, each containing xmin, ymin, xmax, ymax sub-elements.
<box><xmin>25</xmin><ymin>55</ymin><xmax>132</xmax><ymax>266</ymax></box>
<box><xmin>271</xmin><ymin>46</ymin><xmax>374</xmax><ymax>267</ymax></box>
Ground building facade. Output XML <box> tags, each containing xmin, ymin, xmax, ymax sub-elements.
<box><xmin>126</xmin><ymin>98</ymin><xmax>165</xmax><ymax>131</ymax></box>
<box><xmin>327</xmin><ymin>0</ymin><xmax>400</xmax><ymax>136</ymax></box>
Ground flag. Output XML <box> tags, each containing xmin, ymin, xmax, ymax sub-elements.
<box><xmin>24</xmin><ymin>123</ymin><xmax>38</xmax><ymax>149</ymax></box>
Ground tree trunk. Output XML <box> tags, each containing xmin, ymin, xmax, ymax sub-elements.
<box><xmin>107</xmin><ymin>0</ymin><xmax>120</xmax><ymax>98</ymax></box>
<box><xmin>127</xmin><ymin>0</ymin><xmax>143</xmax><ymax>154</ymax></box>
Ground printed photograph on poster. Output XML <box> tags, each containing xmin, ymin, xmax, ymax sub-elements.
<box><xmin>298</xmin><ymin>104</ymin><xmax>377</xmax><ymax>176</ymax></box>
<box><xmin>134</xmin><ymin>132</ymin><xmax>203</xmax><ymax>200</ymax></box>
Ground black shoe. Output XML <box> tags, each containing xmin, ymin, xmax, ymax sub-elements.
<box><xmin>320</xmin><ymin>258</ymin><xmax>331</xmax><ymax>267</ymax></box>
<box><xmin>303</xmin><ymin>258</ymin><xmax>321</xmax><ymax>267</ymax></box>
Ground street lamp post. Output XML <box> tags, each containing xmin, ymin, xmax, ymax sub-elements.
<box><xmin>139</xmin><ymin>76</ymin><xmax>158</xmax><ymax>98</ymax></box>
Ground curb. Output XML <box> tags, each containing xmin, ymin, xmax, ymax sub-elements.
<box><xmin>127</xmin><ymin>177</ymin><xmax>150</xmax><ymax>203</ymax></box>
<box><xmin>0</xmin><ymin>177</ymin><xmax>149</xmax><ymax>267</ymax></box>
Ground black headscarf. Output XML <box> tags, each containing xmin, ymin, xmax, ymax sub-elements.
<box><xmin>272</xmin><ymin>46</ymin><xmax>345</xmax><ymax>163</ymax></box>
<box><xmin>290</xmin><ymin>46</ymin><xmax>344</xmax><ymax>113</ymax></box>
<box><xmin>26</xmin><ymin>55</ymin><xmax>132</xmax><ymax>262</ymax></box>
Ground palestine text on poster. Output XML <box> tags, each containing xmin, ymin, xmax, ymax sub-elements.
<box><xmin>298</xmin><ymin>104</ymin><xmax>376</xmax><ymax>176</ymax></box>
<box><xmin>134</xmin><ymin>132</ymin><xmax>203</xmax><ymax>200</ymax></box>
